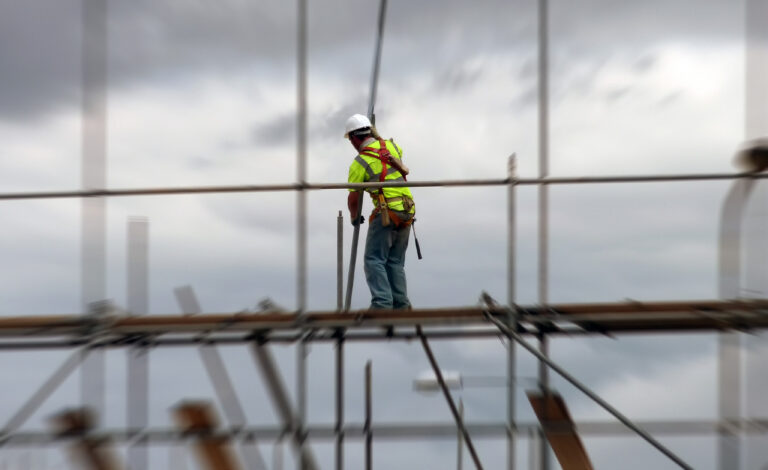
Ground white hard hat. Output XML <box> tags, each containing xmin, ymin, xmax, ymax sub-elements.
<box><xmin>344</xmin><ymin>113</ymin><xmax>372</xmax><ymax>138</ymax></box>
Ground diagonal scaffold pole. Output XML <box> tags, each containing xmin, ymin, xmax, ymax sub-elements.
<box><xmin>344</xmin><ymin>0</ymin><xmax>388</xmax><ymax>312</ymax></box>
<box><xmin>1</xmin><ymin>348</ymin><xmax>89</xmax><ymax>438</ymax></box>
<box><xmin>416</xmin><ymin>326</ymin><xmax>484</xmax><ymax>470</ymax></box>
<box><xmin>482</xmin><ymin>310</ymin><xmax>694</xmax><ymax>470</ymax></box>
<box><xmin>174</xmin><ymin>286</ymin><xmax>267</xmax><ymax>470</ymax></box>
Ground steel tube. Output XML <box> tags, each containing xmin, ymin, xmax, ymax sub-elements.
<box><xmin>0</xmin><ymin>300</ymin><xmax>766</xmax><ymax>338</ymax></box>
<box><xmin>3</xmin><ymin>172</ymin><xmax>768</xmax><ymax>201</ymax></box>
<box><xmin>365</xmin><ymin>361</ymin><xmax>372</xmax><ymax>470</ymax></box>
<box><xmin>127</xmin><ymin>217</ymin><xmax>149</xmax><ymax>470</ymax></box>
<box><xmin>537</xmin><ymin>0</ymin><xmax>550</xmax><ymax>466</ymax></box>
<box><xmin>2</xmin><ymin>419</ymin><xmax>768</xmax><ymax>447</ymax></box>
<box><xmin>484</xmin><ymin>313</ymin><xmax>694</xmax><ymax>470</ymax></box>
<box><xmin>81</xmin><ymin>0</ymin><xmax>108</xmax><ymax>425</ymax></box>
<box><xmin>1</xmin><ymin>349</ymin><xmax>88</xmax><ymax>436</ymax></box>
<box><xmin>337</xmin><ymin>211</ymin><xmax>344</xmax><ymax>311</ymax></box>
<box><xmin>367</xmin><ymin>0</ymin><xmax>388</xmax><ymax>121</ymax></box>
<box><xmin>250</xmin><ymin>343</ymin><xmax>319</xmax><ymax>470</ymax></box>
<box><xmin>335</xmin><ymin>338</ymin><xmax>344</xmax><ymax>470</ymax></box>
<box><xmin>717</xmin><ymin>179</ymin><xmax>754</xmax><ymax>470</ymax></box>
<box><xmin>417</xmin><ymin>326</ymin><xmax>484</xmax><ymax>470</ymax></box>
<box><xmin>507</xmin><ymin>154</ymin><xmax>517</xmax><ymax>470</ymax></box>
<box><xmin>297</xmin><ymin>2</ymin><xmax>309</xmax><ymax>468</ymax></box>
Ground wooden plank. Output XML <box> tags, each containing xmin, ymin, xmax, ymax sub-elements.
<box><xmin>527</xmin><ymin>392</ymin><xmax>594</xmax><ymax>470</ymax></box>
<box><xmin>173</xmin><ymin>402</ymin><xmax>241</xmax><ymax>470</ymax></box>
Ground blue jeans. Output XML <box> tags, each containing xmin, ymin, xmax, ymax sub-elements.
<box><xmin>364</xmin><ymin>211</ymin><xmax>412</xmax><ymax>310</ymax></box>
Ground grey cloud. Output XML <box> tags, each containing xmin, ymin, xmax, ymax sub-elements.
<box><xmin>251</xmin><ymin>113</ymin><xmax>296</xmax><ymax>146</ymax></box>
<box><xmin>512</xmin><ymin>84</ymin><xmax>538</xmax><ymax>109</ymax></box>
<box><xmin>1</xmin><ymin>0</ymin><xmax>738</xmax><ymax>122</ymax></box>
<box><xmin>604</xmin><ymin>86</ymin><xmax>632</xmax><ymax>103</ymax></box>
<box><xmin>0</xmin><ymin>1</ymin><xmax>82</xmax><ymax>121</ymax></box>
<box><xmin>432</xmin><ymin>62</ymin><xmax>484</xmax><ymax>92</ymax></box>
<box><xmin>657</xmin><ymin>90</ymin><xmax>684</xmax><ymax>107</ymax></box>
<box><xmin>633</xmin><ymin>54</ymin><xmax>658</xmax><ymax>72</ymax></box>
<box><xmin>250</xmin><ymin>93</ymin><xmax>368</xmax><ymax>147</ymax></box>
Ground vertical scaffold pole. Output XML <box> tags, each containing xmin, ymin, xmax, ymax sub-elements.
<box><xmin>507</xmin><ymin>154</ymin><xmax>517</xmax><ymax>470</ymax></box>
<box><xmin>336</xmin><ymin>212</ymin><xmax>345</xmax><ymax>470</ymax></box>
<box><xmin>537</xmin><ymin>0</ymin><xmax>551</xmax><ymax>468</ymax></box>
<box><xmin>365</xmin><ymin>361</ymin><xmax>372</xmax><ymax>470</ymax></box>
<box><xmin>127</xmin><ymin>217</ymin><xmax>149</xmax><ymax>470</ymax></box>
<box><xmin>81</xmin><ymin>0</ymin><xmax>108</xmax><ymax>423</ymax></box>
<box><xmin>338</xmin><ymin>211</ymin><xmax>344</xmax><ymax>311</ymax></box>
<box><xmin>296</xmin><ymin>0</ymin><xmax>309</xmax><ymax>468</ymax></box>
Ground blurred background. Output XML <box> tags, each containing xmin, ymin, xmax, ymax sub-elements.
<box><xmin>0</xmin><ymin>0</ymin><xmax>766</xmax><ymax>468</ymax></box>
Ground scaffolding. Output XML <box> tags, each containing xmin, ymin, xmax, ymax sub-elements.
<box><xmin>1</xmin><ymin>0</ymin><xmax>767</xmax><ymax>469</ymax></box>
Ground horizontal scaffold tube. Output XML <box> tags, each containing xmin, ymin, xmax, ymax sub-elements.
<box><xmin>0</xmin><ymin>300</ymin><xmax>765</xmax><ymax>339</ymax></box>
<box><xmin>0</xmin><ymin>172</ymin><xmax>767</xmax><ymax>200</ymax></box>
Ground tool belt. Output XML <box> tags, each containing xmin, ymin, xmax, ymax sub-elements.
<box><xmin>370</xmin><ymin>195</ymin><xmax>415</xmax><ymax>228</ymax></box>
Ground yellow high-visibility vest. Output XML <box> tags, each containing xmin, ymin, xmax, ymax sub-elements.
<box><xmin>348</xmin><ymin>139</ymin><xmax>415</xmax><ymax>213</ymax></box>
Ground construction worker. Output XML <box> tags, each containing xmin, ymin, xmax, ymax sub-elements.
<box><xmin>345</xmin><ymin>114</ymin><xmax>415</xmax><ymax>310</ymax></box>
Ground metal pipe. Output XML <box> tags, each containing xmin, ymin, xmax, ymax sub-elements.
<box><xmin>537</xmin><ymin>0</ymin><xmax>550</xmax><ymax>466</ymax></box>
<box><xmin>717</xmin><ymin>179</ymin><xmax>753</xmax><ymax>470</ymax></box>
<box><xmin>126</xmin><ymin>217</ymin><xmax>149</xmax><ymax>470</ymax></box>
<box><xmin>365</xmin><ymin>361</ymin><xmax>372</xmax><ymax>470</ymax></box>
<box><xmin>2</xmin><ymin>419</ymin><xmax>768</xmax><ymax>447</ymax></box>
<box><xmin>297</xmin><ymin>341</ymin><xmax>308</xmax><ymax>470</ymax></box>
<box><xmin>296</xmin><ymin>3</ymin><xmax>309</xmax><ymax>469</ymax></box>
<box><xmin>416</xmin><ymin>326</ymin><xmax>484</xmax><ymax>470</ymax></box>
<box><xmin>249</xmin><ymin>343</ymin><xmax>319</xmax><ymax>470</ymax></box>
<box><xmin>484</xmin><ymin>313</ymin><xmax>694</xmax><ymax>470</ymax></box>
<box><xmin>367</xmin><ymin>0</ymin><xmax>388</xmax><ymax>121</ymax></box>
<box><xmin>1</xmin><ymin>349</ymin><xmax>88</xmax><ymax>436</ymax></box>
<box><xmin>344</xmin><ymin>203</ymin><xmax>363</xmax><ymax>312</ymax></box>
<box><xmin>0</xmin><ymin>300</ymin><xmax>767</xmax><ymax>337</ymax></box>
<box><xmin>296</xmin><ymin>0</ymin><xmax>307</xmax><ymax>316</ymax></box>
<box><xmin>199</xmin><ymin>345</ymin><xmax>267</xmax><ymax>469</ymax></box>
<box><xmin>457</xmin><ymin>399</ymin><xmax>464</xmax><ymax>470</ymax></box>
<box><xmin>4</xmin><ymin>172</ymin><xmax>768</xmax><ymax>201</ymax></box>
<box><xmin>335</xmin><ymin>338</ymin><xmax>344</xmax><ymax>470</ymax></box>
<box><xmin>507</xmin><ymin>155</ymin><xmax>517</xmax><ymax>470</ymax></box>
<box><xmin>15</xmin><ymin>172</ymin><xmax>768</xmax><ymax>197</ymax></box>
<box><xmin>337</xmin><ymin>211</ymin><xmax>344</xmax><ymax>311</ymax></box>
<box><xmin>175</xmin><ymin>286</ymin><xmax>267</xmax><ymax>469</ymax></box>
<box><xmin>81</xmin><ymin>0</ymin><xmax>108</xmax><ymax>424</ymax></box>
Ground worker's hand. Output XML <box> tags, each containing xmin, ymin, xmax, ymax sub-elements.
<box><xmin>351</xmin><ymin>215</ymin><xmax>365</xmax><ymax>226</ymax></box>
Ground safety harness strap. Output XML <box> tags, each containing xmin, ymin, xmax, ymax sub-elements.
<box><xmin>359</xmin><ymin>139</ymin><xmax>407</xmax><ymax>184</ymax></box>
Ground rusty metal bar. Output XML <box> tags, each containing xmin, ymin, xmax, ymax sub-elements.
<box><xmin>0</xmin><ymin>300</ymin><xmax>767</xmax><ymax>338</ymax></box>
<box><xmin>527</xmin><ymin>392</ymin><xmax>594</xmax><ymax>470</ymax></box>
<box><xmin>417</xmin><ymin>326</ymin><xmax>484</xmax><ymax>470</ymax></box>
<box><xmin>173</xmin><ymin>402</ymin><xmax>241</xmax><ymax>470</ymax></box>
<box><xmin>51</xmin><ymin>409</ymin><xmax>123</xmax><ymax>470</ymax></box>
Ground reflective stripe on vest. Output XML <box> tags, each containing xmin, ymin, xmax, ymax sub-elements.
<box><xmin>354</xmin><ymin>139</ymin><xmax>414</xmax><ymax>213</ymax></box>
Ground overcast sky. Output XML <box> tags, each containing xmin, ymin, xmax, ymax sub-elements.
<box><xmin>0</xmin><ymin>0</ymin><xmax>767</xmax><ymax>469</ymax></box>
